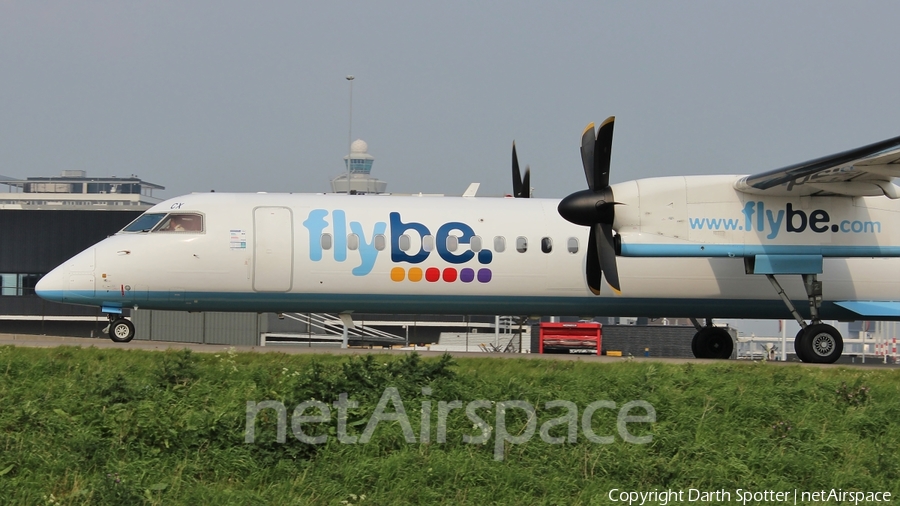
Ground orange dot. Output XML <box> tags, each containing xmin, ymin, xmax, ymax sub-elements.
<box><xmin>408</xmin><ymin>267</ymin><xmax>423</xmax><ymax>282</ymax></box>
<box><xmin>390</xmin><ymin>267</ymin><xmax>405</xmax><ymax>282</ymax></box>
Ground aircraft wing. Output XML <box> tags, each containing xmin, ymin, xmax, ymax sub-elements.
<box><xmin>734</xmin><ymin>134</ymin><xmax>900</xmax><ymax>198</ymax></box>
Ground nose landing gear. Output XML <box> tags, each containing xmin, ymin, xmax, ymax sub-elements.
<box><xmin>106</xmin><ymin>315</ymin><xmax>135</xmax><ymax>343</ymax></box>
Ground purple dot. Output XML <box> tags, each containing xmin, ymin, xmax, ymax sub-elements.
<box><xmin>460</xmin><ymin>268</ymin><xmax>475</xmax><ymax>283</ymax></box>
<box><xmin>477</xmin><ymin>268</ymin><xmax>492</xmax><ymax>283</ymax></box>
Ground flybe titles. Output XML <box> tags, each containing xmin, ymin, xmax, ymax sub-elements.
<box><xmin>302</xmin><ymin>210</ymin><xmax>493</xmax><ymax>281</ymax></box>
<box><xmin>687</xmin><ymin>202</ymin><xmax>882</xmax><ymax>239</ymax></box>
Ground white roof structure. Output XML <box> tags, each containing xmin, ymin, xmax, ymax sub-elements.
<box><xmin>0</xmin><ymin>171</ymin><xmax>164</xmax><ymax>210</ymax></box>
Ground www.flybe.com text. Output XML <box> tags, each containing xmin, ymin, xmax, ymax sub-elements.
<box><xmin>689</xmin><ymin>202</ymin><xmax>882</xmax><ymax>239</ymax></box>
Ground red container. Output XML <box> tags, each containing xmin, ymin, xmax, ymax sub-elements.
<box><xmin>539</xmin><ymin>322</ymin><xmax>601</xmax><ymax>355</ymax></box>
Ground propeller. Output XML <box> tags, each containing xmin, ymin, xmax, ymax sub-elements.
<box><xmin>511</xmin><ymin>142</ymin><xmax>531</xmax><ymax>198</ymax></box>
<box><xmin>557</xmin><ymin>116</ymin><xmax>620</xmax><ymax>294</ymax></box>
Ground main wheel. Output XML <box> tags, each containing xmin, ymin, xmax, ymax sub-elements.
<box><xmin>793</xmin><ymin>328</ymin><xmax>810</xmax><ymax>362</ymax></box>
<box><xmin>109</xmin><ymin>318</ymin><xmax>135</xmax><ymax>343</ymax></box>
<box><xmin>692</xmin><ymin>327</ymin><xmax>734</xmax><ymax>359</ymax></box>
<box><xmin>797</xmin><ymin>323</ymin><xmax>843</xmax><ymax>364</ymax></box>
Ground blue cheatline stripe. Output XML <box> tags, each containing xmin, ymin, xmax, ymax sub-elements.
<box><xmin>620</xmin><ymin>243</ymin><xmax>900</xmax><ymax>258</ymax></box>
<box><xmin>36</xmin><ymin>289</ymin><xmax>900</xmax><ymax>321</ymax></box>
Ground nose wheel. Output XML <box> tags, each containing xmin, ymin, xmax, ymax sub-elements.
<box><xmin>108</xmin><ymin>317</ymin><xmax>135</xmax><ymax>343</ymax></box>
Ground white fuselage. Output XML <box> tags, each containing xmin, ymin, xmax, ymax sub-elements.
<box><xmin>36</xmin><ymin>175</ymin><xmax>900</xmax><ymax>320</ymax></box>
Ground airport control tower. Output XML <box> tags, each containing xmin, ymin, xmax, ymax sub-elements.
<box><xmin>330</xmin><ymin>139</ymin><xmax>388</xmax><ymax>194</ymax></box>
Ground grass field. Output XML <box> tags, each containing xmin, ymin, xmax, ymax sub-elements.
<box><xmin>1</xmin><ymin>345</ymin><xmax>898</xmax><ymax>505</ymax></box>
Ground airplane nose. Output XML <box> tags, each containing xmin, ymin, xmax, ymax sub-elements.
<box><xmin>38</xmin><ymin>247</ymin><xmax>98</xmax><ymax>304</ymax></box>
<box><xmin>35</xmin><ymin>265</ymin><xmax>67</xmax><ymax>303</ymax></box>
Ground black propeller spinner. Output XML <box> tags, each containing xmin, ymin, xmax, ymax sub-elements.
<box><xmin>511</xmin><ymin>142</ymin><xmax>531</xmax><ymax>198</ymax></box>
<box><xmin>557</xmin><ymin>116</ymin><xmax>620</xmax><ymax>294</ymax></box>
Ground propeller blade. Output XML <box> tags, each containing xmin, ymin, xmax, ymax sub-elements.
<box><xmin>594</xmin><ymin>116</ymin><xmax>615</xmax><ymax>190</ymax></box>
<box><xmin>521</xmin><ymin>166</ymin><xmax>530</xmax><ymax>198</ymax></box>
<box><xmin>597</xmin><ymin>222</ymin><xmax>620</xmax><ymax>293</ymax></box>
<box><xmin>585</xmin><ymin>225</ymin><xmax>602</xmax><ymax>295</ymax></box>
<box><xmin>512</xmin><ymin>142</ymin><xmax>523</xmax><ymax>197</ymax></box>
<box><xmin>564</xmin><ymin>119</ymin><xmax>622</xmax><ymax>294</ymax></box>
<box><xmin>580</xmin><ymin>123</ymin><xmax>596</xmax><ymax>191</ymax></box>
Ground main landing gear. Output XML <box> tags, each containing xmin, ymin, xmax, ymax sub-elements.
<box><xmin>105</xmin><ymin>314</ymin><xmax>136</xmax><ymax>343</ymax></box>
<box><xmin>767</xmin><ymin>273</ymin><xmax>842</xmax><ymax>364</ymax></box>
<box><xmin>689</xmin><ymin>318</ymin><xmax>734</xmax><ymax>359</ymax></box>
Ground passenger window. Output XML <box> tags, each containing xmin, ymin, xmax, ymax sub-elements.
<box><xmin>321</xmin><ymin>233</ymin><xmax>332</xmax><ymax>250</ymax></box>
<box><xmin>157</xmin><ymin>213</ymin><xmax>203</xmax><ymax>233</ymax></box>
<box><xmin>494</xmin><ymin>236</ymin><xmax>506</xmax><ymax>253</ymax></box>
<box><xmin>470</xmin><ymin>235</ymin><xmax>482</xmax><ymax>252</ymax></box>
<box><xmin>446</xmin><ymin>235</ymin><xmax>458</xmax><ymax>252</ymax></box>
<box><xmin>123</xmin><ymin>213</ymin><xmax>166</xmax><ymax>233</ymax></box>
<box><xmin>423</xmin><ymin>235</ymin><xmax>434</xmax><ymax>252</ymax></box>
<box><xmin>516</xmin><ymin>236</ymin><xmax>527</xmax><ymax>253</ymax></box>
<box><xmin>374</xmin><ymin>234</ymin><xmax>386</xmax><ymax>251</ymax></box>
<box><xmin>399</xmin><ymin>234</ymin><xmax>411</xmax><ymax>251</ymax></box>
<box><xmin>541</xmin><ymin>237</ymin><xmax>552</xmax><ymax>253</ymax></box>
<box><xmin>567</xmin><ymin>237</ymin><xmax>579</xmax><ymax>254</ymax></box>
<box><xmin>347</xmin><ymin>234</ymin><xmax>359</xmax><ymax>251</ymax></box>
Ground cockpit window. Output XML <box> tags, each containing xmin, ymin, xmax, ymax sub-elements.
<box><xmin>122</xmin><ymin>213</ymin><xmax>166</xmax><ymax>233</ymax></box>
<box><xmin>157</xmin><ymin>213</ymin><xmax>204</xmax><ymax>233</ymax></box>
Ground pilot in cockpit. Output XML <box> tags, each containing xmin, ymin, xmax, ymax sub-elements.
<box><xmin>164</xmin><ymin>214</ymin><xmax>200</xmax><ymax>232</ymax></box>
<box><xmin>167</xmin><ymin>215</ymin><xmax>186</xmax><ymax>231</ymax></box>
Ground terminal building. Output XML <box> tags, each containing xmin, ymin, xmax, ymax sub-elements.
<box><xmin>0</xmin><ymin>170</ymin><xmax>164</xmax><ymax>209</ymax></box>
<box><xmin>0</xmin><ymin>171</ymin><xmax>163</xmax><ymax>335</ymax></box>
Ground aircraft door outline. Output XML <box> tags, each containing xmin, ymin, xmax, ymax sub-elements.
<box><xmin>253</xmin><ymin>206</ymin><xmax>294</xmax><ymax>292</ymax></box>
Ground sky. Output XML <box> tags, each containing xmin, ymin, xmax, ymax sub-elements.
<box><xmin>3</xmin><ymin>1</ymin><xmax>900</xmax><ymax>201</ymax></box>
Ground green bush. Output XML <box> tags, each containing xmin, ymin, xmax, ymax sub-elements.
<box><xmin>0</xmin><ymin>345</ymin><xmax>897</xmax><ymax>504</ymax></box>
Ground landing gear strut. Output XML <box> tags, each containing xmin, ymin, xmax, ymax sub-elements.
<box><xmin>106</xmin><ymin>315</ymin><xmax>135</xmax><ymax>343</ymax></box>
<box><xmin>767</xmin><ymin>273</ymin><xmax>842</xmax><ymax>364</ymax></box>
<box><xmin>690</xmin><ymin>318</ymin><xmax>734</xmax><ymax>359</ymax></box>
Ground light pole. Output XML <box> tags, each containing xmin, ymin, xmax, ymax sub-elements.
<box><xmin>346</xmin><ymin>75</ymin><xmax>355</xmax><ymax>194</ymax></box>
